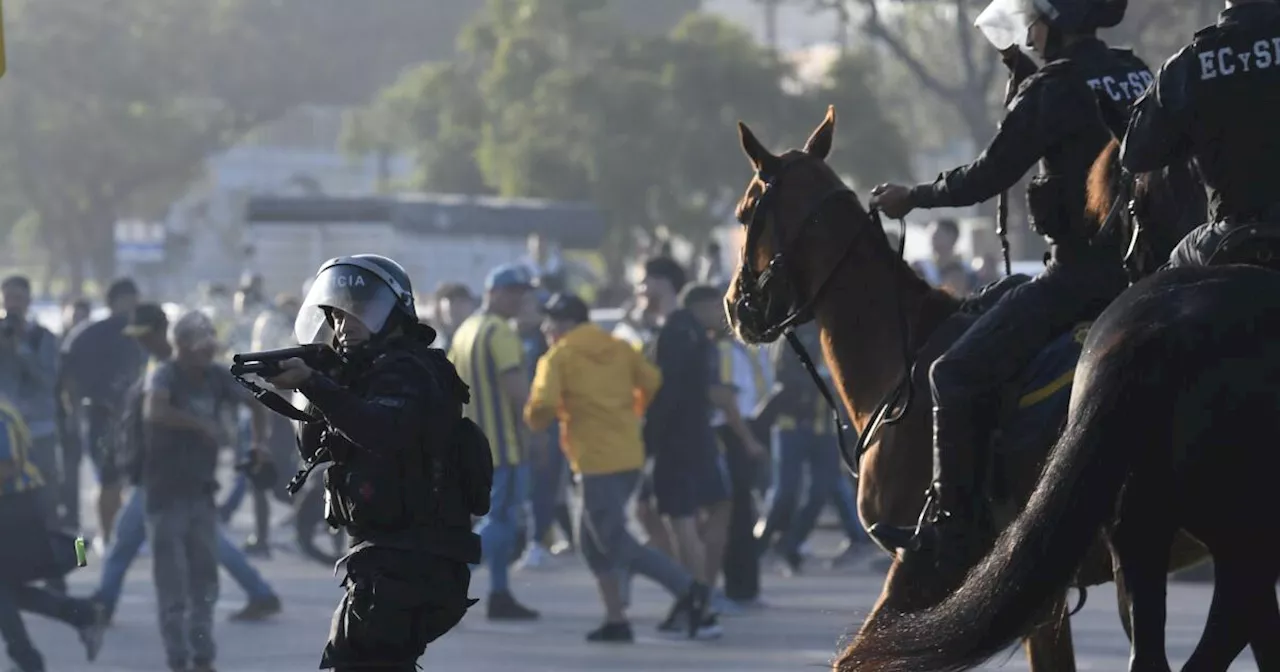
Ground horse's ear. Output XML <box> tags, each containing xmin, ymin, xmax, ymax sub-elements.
<box><xmin>738</xmin><ymin>121</ymin><xmax>779</xmax><ymax>174</ymax></box>
<box><xmin>803</xmin><ymin>105</ymin><xmax>836</xmax><ymax>160</ymax></box>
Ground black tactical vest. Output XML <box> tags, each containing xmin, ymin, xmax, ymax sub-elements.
<box><xmin>1026</xmin><ymin>41</ymin><xmax>1152</xmax><ymax>248</ymax></box>
<box><xmin>323</xmin><ymin>348</ymin><xmax>472</xmax><ymax>539</ymax></box>
<box><xmin>1179</xmin><ymin>5</ymin><xmax>1280</xmax><ymax>221</ymax></box>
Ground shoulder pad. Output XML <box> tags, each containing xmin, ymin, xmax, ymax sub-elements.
<box><xmin>1013</xmin><ymin>60</ymin><xmax>1073</xmax><ymax>95</ymax></box>
<box><xmin>1193</xmin><ymin>23</ymin><xmax>1218</xmax><ymax>40</ymax></box>
<box><xmin>1022</xmin><ymin>58</ymin><xmax>1077</xmax><ymax>85</ymax></box>
<box><xmin>1108</xmin><ymin>47</ymin><xmax>1135</xmax><ymax>57</ymax></box>
<box><xmin>369</xmin><ymin>348</ymin><xmax>432</xmax><ymax>376</ymax></box>
<box><xmin>1037</xmin><ymin>58</ymin><xmax>1075</xmax><ymax>74</ymax></box>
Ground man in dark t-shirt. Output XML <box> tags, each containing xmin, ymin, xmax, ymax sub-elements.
<box><xmin>58</xmin><ymin>278</ymin><xmax>143</xmax><ymax>538</ymax></box>
<box><xmin>644</xmin><ymin>284</ymin><xmax>731</xmax><ymax>638</ymax></box>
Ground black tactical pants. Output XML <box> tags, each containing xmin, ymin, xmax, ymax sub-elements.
<box><xmin>928</xmin><ymin>257</ymin><xmax>1127</xmax><ymax>500</ymax></box>
<box><xmin>321</xmin><ymin>547</ymin><xmax>475</xmax><ymax>671</ymax></box>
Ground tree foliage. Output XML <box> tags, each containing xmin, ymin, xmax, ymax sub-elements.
<box><xmin>353</xmin><ymin>0</ymin><xmax>910</xmax><ymax>264</ymax></box>
<box><xmin>0</xmin><ymin>0</ymin><xmax>528</xmax><ymax>291</ymax></box>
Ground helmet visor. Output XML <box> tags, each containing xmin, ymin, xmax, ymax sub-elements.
<box><xmin>294</xmin><ymin>264</ymin><xmax>398</xmax><ymax>344</ymax></box>
<box><xmin>975</xmin><ymin>0</ymin><xmax>1038</xmax><ymax>51</ymax></box>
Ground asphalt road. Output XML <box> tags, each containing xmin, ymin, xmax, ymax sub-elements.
<box><xmin>16</xmin><ymin>525</ymin><xmax>1261</xmax><ymax>672</ymax></box>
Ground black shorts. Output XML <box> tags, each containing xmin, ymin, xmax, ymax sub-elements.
<box><xmin>84</xmin><ymin>403</ymin><xmax>122</xmax><ymax>487</ymax></box>
<box><xmin>321</xmin><ymin>548</ymin><xmax>476</xmax><ymax>670</ymax></box>
<box><xmin>651</xmin><ymin>445</ymin><xmax>731</xmax><ymax>519</ymax></box>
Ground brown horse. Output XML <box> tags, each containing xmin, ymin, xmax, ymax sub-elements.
<box><xmin>723</xmin><ymin>108</ymin><xmax>1207</xmax><ymax>672</ymax></box>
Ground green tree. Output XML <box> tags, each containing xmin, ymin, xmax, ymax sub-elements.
<box><xmin>357</xmin><ymin>0</ymin><xmax>909</xmax><ymax>269</ymax></box>
<box><xmin>810</xmin><ymin>51</ymin><xmax>912</xmax><ymax>187</ymax></box>
<box><xmin>0</xmin><ymin>0</ymin><xmax>598</xmax><ymax>291</ymax></box>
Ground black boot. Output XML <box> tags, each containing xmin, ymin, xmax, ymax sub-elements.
<box><xmin>869</xmin><ymin>403</ymin><xmax>986</xmax><ymax>557</ymax></box>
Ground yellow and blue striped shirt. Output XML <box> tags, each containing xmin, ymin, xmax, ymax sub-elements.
<box><xmin>0</xmin><ymin>400</ymin><xmax>44</xmax><ymax>495</ymax></box>
<box><xmin>449</xmin><ymin>312</ymin><xmax>525</xmax><ymax>467</ymax></box>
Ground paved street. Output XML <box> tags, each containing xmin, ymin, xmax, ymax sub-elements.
<box><xmin>17</xmin><ymin>524</ymin><xmax>1262</xmax><ymax>672</ymax></box>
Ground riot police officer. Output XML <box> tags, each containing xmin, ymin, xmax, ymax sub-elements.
<box><xmin>265</xmin><ymin>255</ymin><xmax>482</xmax><ymax>671</ymax></box>
<box><xmin>866</xmin><ymin>0</ymin><xmax>1148</xmax><ymax>557</ymax></box>
<box><xmin>1120</xmin><ymin>0</ymin><xmax>1280</xmax><ymax>266</ymax></box>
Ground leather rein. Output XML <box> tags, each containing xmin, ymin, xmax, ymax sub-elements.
<box><xmin>731</xmin><ymin>160</ymin><xmax>915</xmax><ymax>478</ymax></box>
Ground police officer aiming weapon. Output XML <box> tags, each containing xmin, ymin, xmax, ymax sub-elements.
<box><xmin>230</xmin><ymin>343</ymin><xmax>343</xmax><ymax>379</ymax></box>
<box><xmin>231</xmin><ymin>254</ymin><xmax>493</xmax><ymax>671</ymax></box>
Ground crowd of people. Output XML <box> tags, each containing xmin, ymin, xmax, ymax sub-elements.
<box><xmin>0</xmin><ymin>218</ymin><xmax>991</xmax><ymax>669</ymax></box>
<box><xmin>0</xmin><ymin>273</ymin><xmax>301</xmax><ymax>672</ymax></box>
<box><xmin>436</xmin><ymin>252</ymin><xmax>886</xmax><ymax>642</ymax></box>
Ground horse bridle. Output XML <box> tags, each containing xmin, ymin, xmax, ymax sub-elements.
<box><xmin>731</xmin><ymin>159</ymin><xmax>915</xmax><ymax>478</ymax></box>
<box><xmin>1093</xmin><ymin>172</ymin><xmax>1144</xmax><ymax>270</ymax></box>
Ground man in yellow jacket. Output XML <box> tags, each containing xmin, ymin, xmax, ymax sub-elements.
<box><xmin>525</xmin><ymin>293</ymin><xmax>715</xmax><ymax>643</ymax></box>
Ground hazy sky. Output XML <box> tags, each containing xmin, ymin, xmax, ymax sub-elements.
<box><xmin>704</xmin><ymin>0</ymin><xmax>842</xmax><ymax>49</ymax></box>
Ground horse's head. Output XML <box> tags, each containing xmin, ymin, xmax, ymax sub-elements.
<box><xmin>725</xmin><ymin>106</ymin><xmax>884</xmax><ymax>344</ymax></box>
<box><xmin>1086</xmin><ymin>139</ymin><xmax>1206</xmax><ymax>280</ymax></box>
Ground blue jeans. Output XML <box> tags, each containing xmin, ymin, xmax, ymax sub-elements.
<box><xmin>763</xmin><ymin>429</ymin><xmax>864</xmax><ymax>553</ymax></box>
<box><xmin>473</xmin><ymin>465</ymin><xmax>529</xmax><ymax>594</ymax></box>
<box><xmin>95</xmin><ymin>488</ymin><xmax>276</xmax><ymax>611</ymax></box>
<box><xmin>529</xmin><ymin>425</ymin><xmax>566</xmax><ymax>544</ymax></box>
<box><xmin>218</xmin><ymin>418</ymin><xmax>253</xmax><ymax>521</ymax></box>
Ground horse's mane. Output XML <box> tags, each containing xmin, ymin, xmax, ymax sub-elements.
<box><xmin>1085</xmin><ymin>139</ymin><xmax>1123</xmax><ymax>230</ymax></box>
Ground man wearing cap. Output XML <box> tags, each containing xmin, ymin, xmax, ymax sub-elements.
<box><xmin>448</xmin><ymin>264</ymin><xmax>540</xmax><ymax>620</ymax></box>
<box><xmin>142</xmin><ymin>311</ymin><xmax>268</xmax><ymax>672</ymax></box>
<box><xmin>91</xmin><ymin>304</ymin><xmax>282</xmax><ymax>628</ymax></box>
<box><xmin>525</xmin><ymin>293</ymin><xmax>715</xmax><ymax>642</ymax></box>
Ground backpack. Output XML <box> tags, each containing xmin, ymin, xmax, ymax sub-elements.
<box><xmin>452</xmin><ymin>417</ymin><xmax>494</xmax><ymax>517</ymax></box>
<box><xmin>413</xmin><ymin>348</ymin><xmax>494</xmax><ymax>518</ymax></box>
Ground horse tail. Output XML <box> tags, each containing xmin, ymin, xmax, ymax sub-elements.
<box><xmin>839</xmin><ymin>331</ymin><xmax>1165</xmax><ymax>672</ymax></box>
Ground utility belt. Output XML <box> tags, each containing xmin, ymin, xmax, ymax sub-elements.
<box><xmin>342</xmin><ymin>526</ymin><xmax>482</xmax><ymax>565</ymax></box>
<box><xmin>1220</xmin><ymin>202</ymin><xmax>1280</xmax><ymax>226</ymax></box>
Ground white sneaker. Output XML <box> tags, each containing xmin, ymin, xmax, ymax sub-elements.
<box><xmin>710</xmin><ymin>592</ymin><xmax>744</xmax><ymax>617</ymax></box>
<box><xmin>516</xmin><ymin>544</ymin><xmax>555</xmax><ymax>571</ymax></box>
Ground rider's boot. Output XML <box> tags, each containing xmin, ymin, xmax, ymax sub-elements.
<box><xmin>868</xmin><ymin>404</ymin><xmax>988</xmax><ymax>559</ymax></box>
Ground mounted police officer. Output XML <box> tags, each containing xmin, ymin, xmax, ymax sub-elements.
<box><xmin>867</xmin><ymin>0</ymin><xmax>1148</xmax><ymax>557</ymax></box>
<box><xmin>1121</xmin><ymin>0</ymin><xmax>1280</xmax><ymax>267</ymax></box>
<box><xmin>264</xmin><ymin>255</ymin><xmax>485</xmax><ymax>671</ymax></box>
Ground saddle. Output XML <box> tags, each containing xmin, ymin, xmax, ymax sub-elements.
<box><xmin>915</xmin><ymin>273</ymin><xmax>1086</xmax><ymax>511</ymax></box>
<box><xmin>1207</xmin><ymin>221</ymin><xmax>1280</xmax><ymax>270</ymax></box>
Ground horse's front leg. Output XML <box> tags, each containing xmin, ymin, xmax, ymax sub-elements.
<box><xmin>1109</xmin><ymin>480</ymin><xmax>1175</xmax><ymax>672</ymax></box>
<box><xmin>1023</xmin><ymin>592</ymin><xmax>1076</xmax><ymax>672</ymax></box>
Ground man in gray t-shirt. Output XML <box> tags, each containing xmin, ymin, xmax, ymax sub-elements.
<box><xmin>142</xmin><ymin>311</ymin><xmax>266</xmax><ymax>672</ymax></box>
